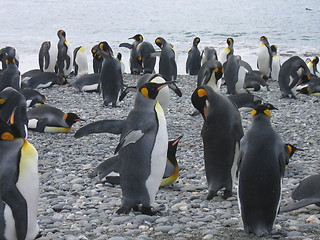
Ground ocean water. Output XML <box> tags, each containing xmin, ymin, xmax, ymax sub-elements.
<box><xmin>1</xmin><ymin>0</ymin><xmax>319</xmax><ymax>74</ymax></box>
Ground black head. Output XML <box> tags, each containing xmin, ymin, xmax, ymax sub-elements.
<box><xmin>191</xmin><ymin>86</ymin><xmax>210</xmax><ymax>120</ymax></box>
<box><xmin>57</xmin><ymin>29</ymin><xmax>66</xmax><ymax>38</ymax></box>
<box><xmin>129</xmin><ymin>34</ymin><xmax>143</xmax><ymax>42</ymax></box>
<box><xmin>117</xmin><ymin>52</ymin><xmax>122</xmax><ymax>61</ymax></box>
<box><xmin>284</xmin><ymin>143</ymin><xmax>304</xmax><ymax>165</ymax></box>
<box><xmin>167</xmin><ymin>135</ymin><xmax>183</xmax><ymax>166</ymax></box>
<box><xmin>64</xmin><ymin>113</ymin><xmax>83</xmax><ymax>126</ymax></box>
<box><xmin>251</xmin><ymin>103</ymin><xmax>278</xmax><ymax>118</ymax></box>
<box><xmin>155</xmin><ymin>37</ymin><xmax>165</xmax><ymax>48</ymax></box>
<box><xmin>139</xmin><ymin>81</ymin><xmax>173</xmax><ymax>100</ymax></box>
<box><xmin>0</xmin><ymin>118</ymin><xmax>21</xmax><ymax>141</ymax></box>
<box><xmin>4</xmin><ymin>55</ymin><xmax>16</xmax><ymax>66</ymax></box>
<box><xmin>313</xmin><ymin>56</ymin><xmax>319</xmax><ymax>64</ymax></box>
<box><xmin>193</xmin><ymin>37</ymin><xmax>200</xmax><ymax>46</ymax></box>
<box><xmin>99</xmin><ymin>41</ymin><xmax>114</xmax><ymax>56</ymax></box>
<box><xmin>270</xmin><ymin>45</ymin><xmax>277</xmax><ymax>53</ymax></box>
<box><xmin>227</xmin><ymin>37</ymin><xmax>234</xmax><ymax>46</ymax></box>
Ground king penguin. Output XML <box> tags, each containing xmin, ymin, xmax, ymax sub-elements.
<box><xmin>186</xmin><ymin>37</ymin><xmax>201</xmax><ymax>75</ymax></box>
<box><xmin>98</xmin><ymin>41</ymin><xmax>123</xmax><ymax>107</ymax></box>
<box><xmin>257</xmin><ymin>36</ymin><xmax>272</xmax><ymax>78</ymax></box>
<box><xmin>197</xmin><ymin>59</ymin><xmax>224</xmax><ymax>92</ymax></box>
<box><xmin>91</xmin><ymin>44</ymin><xmax>103</xmax><ymax>74</ymax></box>
<box><xmin>201</xmin><ymin>47</ymin><xmax>217</xmax><ymax>65</ymax></box>
<box><xmin>38</xmin><ymin>41</ymin><xmax>58</xmax><ymax>72</ymax></box>
<box><xmin>0</xmin><ymin>56</ymin><xmax>21</xmax><ymax>92</ymax></box>
<box><xmin>191</xmin><ymin>85</ymin><xmax>243</xmax><ymax>200</ymax></box>
<box><xmin>73</xmin><ymin>46</ymin><xmax>88</xmax><ymax>77</ymax></box>
<box><xmin>270</xmin><ymin>45</ymin><xmax>281</xmax><ymax>81</ymax></box>
<box><xmin>238</xmin><ymin>104</ymin><xmax>287</xmax><ymax>237</ymax></box>
<box><xmin>56</xmin><ymin>30</ymin><xmax>73</xmax><ymax>77</ymax></box>
<box><xmin>306</xmin><ymin>56</ymin><xmax>319</xmax><ymax>76</ymax></box>
<box><xmin>27</xmin><ymin>105</ymin><xmax>82</xmax><ymax>133</ymax></box>
<box><xmin>0</xmin><ymin>93</ymin><xmax>39</xmax><ymax>240</ymax></box>
<box><xmin>218</xmin><ymin>37</ymin><xmax>234</xmax><ymax>65</ymax></box>
<box><xmin>0</xmin><ymin>46</ymin><xmax>19</xmax><ymax>70</ymax></box>
<box><xmin>155</xmin><ymin>37</ymin><xmax>177</xmax><ymax>81</ymax></box>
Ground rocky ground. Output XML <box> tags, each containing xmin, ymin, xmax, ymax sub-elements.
<box><xmin>26</xmin><ymin>74</ymin><xmax>320</xmax><ymax>240</ymax></box>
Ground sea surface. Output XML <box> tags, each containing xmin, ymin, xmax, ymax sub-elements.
<box><xmin>1</xmin><ymin>0</ymin><xmax>320</xmax><ymax>74</ymax></box>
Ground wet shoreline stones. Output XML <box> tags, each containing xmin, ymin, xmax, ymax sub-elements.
<box><xmin>28</xmin><ymin>74</ymin><xmax>320</xmax><ymax>239</ymax></box>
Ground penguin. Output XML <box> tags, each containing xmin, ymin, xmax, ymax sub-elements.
<box><xmin>306</xmin><ymin>56</ymin><xmax>319</xmax><ymax>76</ymax></box>
<box><xmin>244</xmin><ymin>71</ymin><xmax>270</xmax><ymax>91</ymax></box>
<box><xmin>73</xmin><ymin>46</ymin><xmax>88</xmax><ymax>77</ymax></box>
<box><xmin>257</xmin><ymin>36</ymin><xmax>272</xmax><ymax>77</ymax></box>
<box><xmin>20</xmin><ymin>89</ymin><xmax>46</xmax><ymax>108</ymax></box>
<box><xmin>284</xmin><ymin>143</ymin><xmax>303</xmax><ymax>166</ymax></box>
<box><xmin>297</xmin><ymin>76</ymin><xmax>320</xmax><ymax>95</ymax></box>
<box><xmin>238</xmin><ymin>103</ymin><xmax>287</xmax><ymax>237</ymax></box>
<box><xmin>98</xmin><ymin>41</ymin><xmax>123</xmax><ymax>107</ymax></box>
<box><xmin>136</xmin><ymin>41</ymin><xmax>156</xmax><ymax>74</ymax></box>
<box><xmin>38</xmin><ymin>41</ymin><xmax>58</xmax><ymax>72</ymax></box>
<box><xmin>201</xmin><ymin>46</ymin><xmax>217</xmax><ymax>65</ymax></box>
<box><xmin>278</xmin><ymin>56</ymin><xmax>311</xmax><ymax>98</ymax></box>
<box><xmin>56</xmin><ymin>29</ymin><xmax>73</xmax><ymax>77</ymax></box>
<box><xmin>270</xmin><ymin>45</ymin><xmax>281</xmax><ymax>81</ymax></box>
<box><xmin>224</xmin><ymin>55</ymin><xmax>252</xmax><ymax>94</ymax></box>
<box><xmin>280</xmin><ymin>174</ymin><xmax>320</xmax><ymax>213</ymax></box>
<box><xmin>186</xmin><ymin>37</ymin><xmax>201</xmax><ymax>75</ymax></box>
<box><xmin>21</xmin><ymin>69</ymin><xmax>42</xmax><ymax>81</ymax></box>
<box><xmin>21</xmin><ymin>72</ymin><xmax>66</xmax><ymax>89</ymax></box>
<box><xmin>0</xmin><ymin>46</ymin><xmax>19</xmax><ymax>70</ymax></box>
<box><xmin>197</xmin><ymin>59</ymin><xmax>224</xmax><ymax>92</ymax></box>
<box><xmin>218</xmin><ymin>37</ymin><xmax>234</xmax><ymax>65</ymax></box>
<box><xmin>27</xmin><ymin>105</ymin><xmax>82</xmax><ymax>133</ymax></box>
<box><xmin>0</xmin><ymin>55</ymin><xmax>21</xmax><ymax>92</ymax></box>
<box><xmin>117</xmin><ymin>53</ymin><xmax>125</xmax><ymax>75</ymax></box>
<box><xmin>155</xmin><ymin>37</ymin><xmax>177</xmax><ymax>81</ymax></box>
<box><xmin>227</xmin><ymin>92</ymin><xmax>263</xmax><ymax>110</ymax></box>
<box><xmin>91</xmin><ymin>44</ymin><xmax>103</xmax><ymax>74</ymax></box>
<box><xmin>72</xmin><ymin>73</ymin><xmax>100</xmax><ymax>92</ymax></box>
<box><xmin>119</xmin><ymin>34</ymin><xmax>144</xmax><ymax>74</ymax></box>
<box><xmin>191</xmin><ymin>85</ymin><xmax>243</xmax><ymax>200</ymax></box>
<box><xmin>0</xmin><ymin>87</ymin><xmax>28</xmax><ymax>139</ymax></box>
<box><xmin>0</xmin><ymin>90</ymin><xmax>39</xmax><ymax>240</ymax></box>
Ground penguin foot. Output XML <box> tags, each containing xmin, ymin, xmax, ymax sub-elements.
<box><xmin>223</xmin><ymin>189</ymin><xmax>233</xmax><ymax>199</ymax></box>
<box><xmin>207</xmin><ymin>190</ymin><xmax>217</xmax><ymax>200</ymax></box>
<box><xmin>116</xmin><ymin>206</ymin><xmax>131</xmax><ymax>215</ymax></box>
<box><xmin>141</xmin><ymin>206</ymin><xmax>161</xmax><ymax>216</ymax></box>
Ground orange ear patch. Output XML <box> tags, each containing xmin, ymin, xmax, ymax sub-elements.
<box><xmin>1</xmin><ymin>132</ymin><xmax>15</xmax><ymax>140</ymax></box>
<box><xmin>197</xmin><ymin>89</ymin><xmax>207</xmax><ymax>98</ymax></box>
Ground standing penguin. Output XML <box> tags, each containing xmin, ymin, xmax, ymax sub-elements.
<box><xmin>306</xmin><ymin>56</ymin><xmax>319</xmax><ymax>76</ymax></box>
<box><xmin>0</xmin><ymin>95</ymin><xmax>39</xmax><ymax>240</ymax></box>
<box><xmin>98</xmin><ymin>41</ymin><xmax>123</xmax><ymax>107</ymax></box>
<box><xmin>191</xmin><ymin>85</ymin><xmax>243</xmax><ymax>200</ymax></box>
<box><xmin>119</xmin><ymin>34</ymin><xmax>144</xmax><ymax>74</ymax></box>
<box><xmin>201</xmin><ymin>47</ymin><xmax>217</xmax><ymax>65</ymax></box>
<box><xmin>186</xmin><ymin>37</ymin><xmax>201</xmax><ymax>75</ymax></box>
<box><xmin>136</xmin><ymin>41</ymin><xmax>156</xmax><ymax>74</ymax></box>
<box><xmin>0</xmin><ymin>56</ymin><xmax>21</xmax><ymax>92</ymax></box>
<box><xmin>73</xmin><ymin>46</ymin><xmax>88</xmax><ymax>77</ymax></box>
<box><xmin>0</xmin><ymin>46</ymin><xmax>19</xmax><ymax>70</ymax></box>
<box><xmin>91</xmin><ymin>44</ymin><xmax>103</xmax><ymax>74</ymax></box>
<box><xmin>117</xmin><ymin>53</ymin><xmax>125</xmax><ymax>75</ymax></box>
<box><xmin>38</xmin><ymin>41</ymin><xmax>58</xmax><ymax>72</ymax></box>
<box><xmin>155</xmin><ymin>37</ymin><xmax>177</xmax><ymax>81</ymax></box>
<box><xmin>278</xmin><ymin>56</ymin><xmax>311</xmax><ymax>98</ymax></box>
<box><xmin>56</xmin><ymin>29</ymin><xmax>73</xmax><ymax>77</ymax></box>
<box><xmin>257</xmin><ymin>36</ymin><xmax>272</xmax><ymax>77</ymax></box>
<box><xmin>270</xmin><ymin>45</ymin><xmax>281</xmax><ymax>81</ymax></box>
<box><xmin>238</xmin><ymin>104</ymin><xmax>287</xmax><ymax>237</ymax></box>
<box><xmin>218</xmin><ymin>37</ymin><xmax>234</xmax><ymax>65</ymax></box>
<box><xmin>197</xmin><ymin>59</ymin><xmax>224</xmax><ymax>92</ymax></box>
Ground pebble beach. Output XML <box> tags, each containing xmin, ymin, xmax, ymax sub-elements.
<box><xmin>25</xmin><ymin>73</ymin><xmax>320</xmax><ymax>240</ymax></box>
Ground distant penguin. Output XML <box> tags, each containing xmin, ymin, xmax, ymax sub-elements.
<box><xmin>117</xmin><ymin>53</ymin><xmax>125</xmax><ymax>75</ymax></box>
<box><xmin>136</xmin><ymin>41</ymin><xmax>156</xmax><ymax>74</ymax></box>
<box><xmin>38</xmin><ymin>41</ymin><xmax>58</xmax><ymax>72</ymax></box>
<box><xmin>0</xmin><ymin>46</ymin><xmax>19</xmax><ymax>70</ymax></box>
<box><xmin>0</xmin><ymin>56</ymin><xmax>21</xmax><ymax>92</ymax></box>
<box><xmin>191</xmin><ymin>85</ymin><xmax>243</xmax><ymax>200</ymax></box>
<box><xmin>73</xmin><ymin>46</ymin><xmax>88</xmax><ymax>77</ymax></box>
<box><xmin>227</xmin><ymin>92</ymin><xmax>263</xmax><ymax>110</ymax></box>
<box><xmin>119</xmin><ymin>34</ymin><xmax>144</xmax><ymax>74</ymax></box>
<box><xmin>270</xmin><ymin>45</ymin><xmax>281</xmax><ymax>81</ymax></box>
<box><xmin>280</xmin><ymin>174</ymin><xmax>320</xmax><ymax>213</ymax></box>
<box><xmin>27</xmin><ymin>105</ymin><xmax>82</xmax><ymax>133</ymax></box>
<box><xmin>278</xmin><ymin>56</ymin><xmax>311</xmax><ymax>98</ymax></box>
<box><xmin>201</xmin><ymin>47</ymin><xmax>217</xmax><ymax>65</ymax></box>
<box><xmin>257</xmin><ymin>36</ymin><xmax>272</xmax><ymax>77</ymax></box>
<box><xmin>98</xmin><ymin>41</ymin><xmax>123</xmax><ymax>107</ymax></box>
<box><xmin>238</xmin><ymin>104</ymin><xmax>287</xmax><ymax>237</ymax></box>
<box><xmin>155</xmin><ymin>37</ymin><xmax>177</xmax><ymax>81</ymax></box>
<box><xmin>224</xmin><ymin>55</ymin><xmax>252</xmax><ymax>94</ymax></box>
<box><xmin>284</xmin><ymin>143</ymin><xmax>303</xmax><ymax>166</ymax></box>
<box><xmin>21</xmin><ymin>69</ymin><xmax>42</xmax><ymax>81</ymax></box>
<box><xmin>0</xmin><ymin>87</ymin><xmax>28</xmax><ymax>138</ymax></box>
<box><xmin>218</xmin><ymin>37</ymin><xmax>234</xmax><ymax>65</ymax></box>
<box><xmin>297</xmin><ymin>76</ymin><xmax>320</xmax><ymax>96</ymax></box>
<box><xmin>244</xmin><ymin>71</ymin><xmax>270</xmax><ymax>91</ymax></box>
<box><xmin>21</xmin><ymin>89</ymin><xmax>46</xmax><ymax>107</ymax></box>
<box><xmin>197</xmin><ymin>59</ymin><xmax>224</xmax><ymax>92</ymax></box>
<box><xmin>22</xmin><ymin>72</ymin><xmax>66</xmax><ymax>89</ymax></box>
<box><xmin>0</xmin><ymin>115</ymin><xmax>39</xmax><ymax>240</ymax></box>
<box><xmin>91</xmin><ymin>44</ymin><xmax>103</xmax><ymax>74</ymax></box>
<box><xmin>186</xmin><ymin>37</ymin><xmax>201</xmax><ymax>75</ymax></box>
<box><xmin>72</xmin><ymin>73</ymin><xmax>100</xmax><ymax>92</ymax></box>
<box><xmin>56</xmin><ymin>29</ymin><xmax>73</xmax><ymax>77</ymax></box>
<box><xmin>306</xmin><ymin>56</ymin><xmax>319</xmax><ymax>76</ymax></box>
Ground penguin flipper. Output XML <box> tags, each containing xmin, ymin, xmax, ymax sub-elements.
<box><xmin>2</xmin><ymin>185</ymin><xmax>28</xmax><ymax>240</ymax></box>
<box><xmin>279</xmin><ymin>198</ymin><xmax>320</xmax><ymax>213</ymax></box>
<box><xmin>149</xmin><ymin>51</ymin><xmax>161</xmax><ymax>58</ymax></box>
<box><xmin>240</xmin><ymin>60</ymin><xmax>253</xmax><ymax>73</ymax></box>
<box><xmin>93</xmin><ymin>155</ymin><xmax>121</xmax><ymax>180</ymax></box>
<box><xmin>172</xmin><ymin>59</ymin><xmax>177</xmax><ymax>80</ymax></box>
<box><xmin>115</xmin><ymin>130</ymin><xmax>145</xmax><ymax>154</ymax></box>
<box><xmin>119</xmin><ymin>43</ymin><xmax>133</xmax><ymax>49</ymax></box>
<box><xmin>74</xmin><ymin>120</ymin><xmax>125</xmax><ymax>138</ymax></box>
<box><xmin>118</xmin><ymin>86</ymin><xmax>137</xmax><ymax>101</ymax></box>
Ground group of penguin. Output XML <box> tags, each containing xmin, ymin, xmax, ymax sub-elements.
<box><xmin>0</xmin><ymin>30</ymin><xmax>319</xmax><ymax>239</ymax></box>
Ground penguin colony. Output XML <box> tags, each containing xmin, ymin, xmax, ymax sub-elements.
<box><xmin>0</xmin><ymin>31</ymin><xmax>319</xmax><ymax>239</ymax></box>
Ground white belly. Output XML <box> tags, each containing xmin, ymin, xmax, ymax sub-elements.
<box><xmin>257</xmin><ymin>45</ymin><xmax>270</xmax><ymax>76</ymax></box>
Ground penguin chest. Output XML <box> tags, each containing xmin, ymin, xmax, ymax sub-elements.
<box><xmin>271</xmin><ymin>56</ymin><xmax>280</xmax><ymax>80</ymax></box>
<box><xmin>45</xmin><ymin>44</ymin><xmax>58</xmax><ymax>72</ymax></box>
<box><xmin>257</xmin><ymin>45</ymin><xmax>270</xmax><ymax>75</ymax></box>
<box><xmin>145</xmin><ymin>103</ymin><xmax>168</xmax><ymax>204</ymax></box>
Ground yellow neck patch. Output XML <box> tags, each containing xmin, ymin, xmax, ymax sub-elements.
<box><xmin>197</xmin><ymin>89</ymin><xmax>207</xmax><ymax>98</ymax></box>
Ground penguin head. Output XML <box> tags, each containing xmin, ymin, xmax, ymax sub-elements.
<box><xmin>129</xmin><ymin>34</ymin><xmax>143</xmax><ymax>42</ymax></box>
<box><xmin>167</xmin><ymin>135</ymin><xmax>183</xmax><ymax>166</ymax></box>
<box><xmin>0</xmin><ymin>118</ymin><xmax>22</xmax><ymax>141</ymax></box>
<box><xmin>193</xmin><ymin>37</ymin><xmax>201</xmax><ymax>46</ymax></box>
<box><xmin>117</xmin><ymin>52</ymin><xmax>122</xmax><ymax>61</ymax></box>
<box><xmin>227</xmin><ymin>38</ymin><xmax>234</xmax><ymax>47</ymax></box>
<box><xmin>4</xmin><ymin>55</ymin><xmax>17</xmax><ymax>66</ymax></box>
<box><xmin>155</xmin><ymin>37</ymin><xmax>166</xmax><ymax>48</ymax></box>
<box><xmin>260</xmin><ymin>36</ymin><xmax>269</xmax><ymax>46</ymax></box>
<box><xmin>99</xmin><ymin>41</ymin><xmax>114</xmax><ymax>56</ymax></box>
<box><xmin>191</xmin><ymin>86</ymin><xmax>211</xmax><ymax>120</ymax></box>
<box><xmin>284</xmin><ymin>143</ymin><xmax>304</xmax><ymax>165</ymax></box>
<box><xmin>271</xmin><ymin>45</ymin><xmax>277</xmax><ymax>54</ymax></box>
<box><xmin>64</xmin><ymin>113</ymin><xmax>83</xmax><ymax>127</ymax></box>
<box><xmin>57</xmin><ymin>29</ymin><xmax>66</xmax><ymax>38</ymax></box>
<box><xmin>313</xmin><ymin>56</ymin><xmax>319</xmax><ymax>64</ymax></box>
<box><xmin>138</xmin><ymin>80</ymin><xmax>174</xmax><ymax>100</ymax></box>
<box><xmin>251</xmin><ymin>103</ymin><xmax>277</xmax><ymax>118</ymax></box>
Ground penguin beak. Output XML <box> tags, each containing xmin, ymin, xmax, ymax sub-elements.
<box><xmin>168</xmin><ymin>82</ymin><xmax>182</xmax><ymax>97</ymax></box>
<box><xmin>157</xmin><ymin>81</ymin><xmax>175</xmax><ymax>91</ymax></box>
<box><xmin>294</xmin><ymin>148</ymin><xmax>304</xmax><ymax>152</ymax></box>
